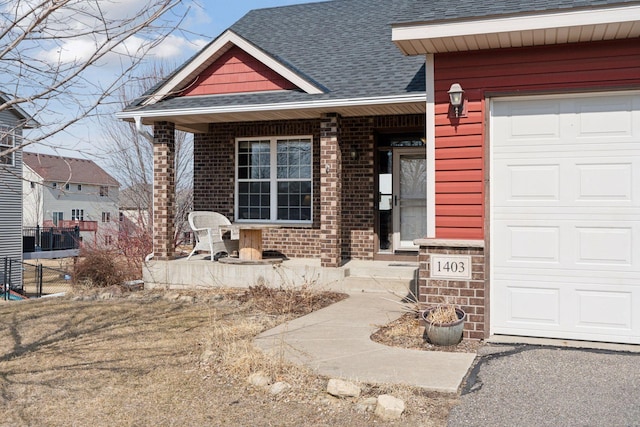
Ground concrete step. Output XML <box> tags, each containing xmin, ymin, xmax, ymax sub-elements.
<box><xmin>344</xmin><ymin>260</ymin><xmax>418</xmax><ymax>280</ymax></box>
<box><xmin>333</xmin><ymin>276</ymin><xmax>416</xmax><ymax>297</ymax></box>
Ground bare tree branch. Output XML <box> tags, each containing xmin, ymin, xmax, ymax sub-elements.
<box><xmin>0</xmin><ymin>0</ymin><xmax>189</xmax><ymax>156</ymax></box>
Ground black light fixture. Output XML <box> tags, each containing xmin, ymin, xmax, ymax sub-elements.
<box><xmin>448</xmin><ymin>83</ymin><xmax>465</xmax><ymax>118</ymax></box>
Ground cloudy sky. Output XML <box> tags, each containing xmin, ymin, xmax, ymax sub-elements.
<box><xmin>24</xmin><ymin>0</ymin><xmax>322</xmax><ymax>162</ymax></box>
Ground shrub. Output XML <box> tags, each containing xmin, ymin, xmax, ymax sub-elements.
<box><xmin>73</xmin><ymin>248</ymin><xmax>125</xmax><ymax>288</ymax></box>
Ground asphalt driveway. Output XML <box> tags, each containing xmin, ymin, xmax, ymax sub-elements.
<box><xmin>449</xmin><ymin>345</ymin><xmax>640</xmax><ymax>427</ymax></box>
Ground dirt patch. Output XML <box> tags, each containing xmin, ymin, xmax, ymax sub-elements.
<box><xmin>0</xmin><ymin>288</ymin><xmax>459</xmax><ymax>426</ymax></box>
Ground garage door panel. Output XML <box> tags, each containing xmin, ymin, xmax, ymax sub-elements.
<box><xmin>576</xmin><ymin>289</ymin><xmax>632</xmax><ymax>330</ymax></box>
<box><xmin>576</xmin><ymin>162</ymin><xmax>632</xmax><ymax>201</ymax></box>
<box><xmin>576</xmin><ymin>96</ymin><xmax>635</xmax><ymax>137</ymax></box>
<box><xmin>494</xmin><ymin>219</ymin><xmax>640</xmax><ymax>271</ymax></box>
<box><xmin>492</xmin><ymin>280</ymin><xmax>640</xmax><ymax>343</ymax></box>
<box><xmin>506</xmin><ymin>225</ymin><xmax>560</xmax><ymax>263</ymax></box>
<box><xmin>494</xmin><ymin>157</ymin><xmax>640</xmax><ymax>207</ymax></box>
<box><xmin>491</xmin><ymin>92</ymin><xmax>640</xmax><ymax>344</ymax></box>
<box><xmin>576</xmin><ymin>226</ymin><xmax>632</xmax><ymax>265</ymax></box>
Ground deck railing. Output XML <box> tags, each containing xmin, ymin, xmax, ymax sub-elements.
<box><xmin>23</xmin><ymin>225</ymin><xmax>81</xmax><ymax>252</ymax></box>
<box><xmin>43</xmin><ymin>220</ymin><xmax>98</xmax><ymax>232</ymax></box>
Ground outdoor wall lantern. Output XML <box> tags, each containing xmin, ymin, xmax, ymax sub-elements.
<box><xmin>350</xmin><ymin>145</ymin><xmax>359</xmax><ymax>160</ymax></box>
<box><xmin>448</xmin><ymin>83</ymin><xmax>465</xmax><ymax>118</ymax></box>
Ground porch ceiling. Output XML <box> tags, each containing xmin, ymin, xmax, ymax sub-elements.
<box><xmin>392</xmin><ymin>5</ymin><xmax>640</xmax><ymax>55</ymax></box>
<box><xmin>125</xmin><ymin>97</ymin><xmax>426</xmax><ymax>133</ymax></box>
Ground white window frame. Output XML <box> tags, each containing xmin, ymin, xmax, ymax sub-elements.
<box><xmin>52</xmin><ymin>211</ymin><xmax>63</xmax><ymax>226</ymax></box>
<box><xmin>0</xmin><ymin>125</ymin><xmax>15</xmax><ymax>166</ymax></box>
<box><xmin>72</xmin><ymin>209</ymin><xmax>84</xmax><ymax>221</ymax></box>
<box><xmin>102</xmin><ymin>212</ymin><xmax>111</xmax><ymax>222</ymax></box>
<box><xmin>235</xmin><ymin>136</ymin><xmax>313</xmax><ymax>224</ymax></box>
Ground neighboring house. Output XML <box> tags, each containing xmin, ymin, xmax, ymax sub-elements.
<box><xmin>119</xmin><ymin>183</ymin><xmax>193</xmax><ymax>246</ymax></box>
<box><xmin>118</xmin><ymin>0</ymin><xmax>640</xmax><ymax>345</ymax></box>
<box><xmin>119</xmin><ymin>183</ymin><xmax>152</xmax><ymax>235</ymax></box>
<box><xmin>23</xmin><ymin>152</ymin><xmax>120</xmax><ymax>247</ymax></box>
<box><xmin>0</xmin><ymin>93</ymin><xmax>38</xmax><ymax>288</ymax></box>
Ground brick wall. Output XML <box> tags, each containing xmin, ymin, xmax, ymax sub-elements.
<box><xmin>319</xmin><ymin>113</ymin><xmax>342</xmax><ymax>267</ymax></box>
<box><xmin>192</xmin><ymin>114</ymin><xmax>425</xmax><ymax>261</ymax></box>
<box><xmin>153</xmin><ymin>121</ymin><xmax>176</xmax><ymax>260</ymax></box>
<box><xmin>417</xmin><ymin>240</ymin><xmax>486</xmax><ymax>340</ymax></box>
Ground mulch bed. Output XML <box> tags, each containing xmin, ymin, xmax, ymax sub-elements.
<box><xmin>371</xmin><ymin>312</ymin><xmax>483</xmax><ymax>353</ymax></box>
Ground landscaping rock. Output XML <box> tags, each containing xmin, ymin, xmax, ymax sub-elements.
<box><xmin>269</xmin><ymin>381</ymin><xmax>291</xmax><ymax>395</ymax></box>
<box><xmin>355</xmin><ymin>397</ymin><xmax>378</xmax><ymax>413</ymax></box>
<box><xmin>326</xmin><ymin>379</ymin><xmax>361</xmax><ymax>398</ymax></box>
<box><xmin>178</xmin><ymin>295</ymin><xmax>195</xmax><ymax>304</ymax></box>
<box><xmin>248</xmin><ymin>372</ymin><xmax>271</xmax><ymax>387</ymax></box>
<box><xmin>375</xmin><ymin>394</ymin><xmax>405</xmax><ymax>420</ymax></box>
<box><xmin>163</xmin><ymin>292</ymin><xmax>181</xmax><ymax>301</ymax></box>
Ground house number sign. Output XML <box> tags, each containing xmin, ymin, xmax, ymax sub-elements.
<box><xmin>431</xmin><ymin>255</ymin><xmax>472</xmax><ymax>279</ymax></box>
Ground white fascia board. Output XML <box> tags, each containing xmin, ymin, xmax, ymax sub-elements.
<box><xmin>392</xmin><ymin>5</ymin><xmax>640</xmax><ymax>43</ymax></box>
<box><xmin>117</xmin><ymin>93</ymin><xmax>427</xmax><ymax>120</ymax></box>
<box><xmin>142</xmin><ymin>30</ymin><xmax>323</xmax><ymax>106</ymax></box>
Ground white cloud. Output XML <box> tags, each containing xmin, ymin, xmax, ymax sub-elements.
<box><xmin>37</xmin><ymin>38</ymin><xmax>101</xmax><ymax>64</ymax></box>
<box><xmin>146</xmin><ymin>34</ymin><xmax>206</xmax><ymax>59</ymax></box>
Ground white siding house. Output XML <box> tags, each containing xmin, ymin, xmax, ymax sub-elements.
<box><xmin>22</xmin><ymin>153</ymin><xmax>120</xmax><ymax>248</ymax></box>
<box><xmin>0</xmin><ymin>93</ymin><xmax>38</xmax><ymax>288</ymax></box>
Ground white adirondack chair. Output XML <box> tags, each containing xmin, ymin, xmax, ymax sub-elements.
<box><xmin>186</xmin><ymin>211</ymin><xmax>239</xmax><ymax>261</ymax></box>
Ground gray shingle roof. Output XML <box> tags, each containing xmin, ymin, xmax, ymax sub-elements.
<box><xmin>125</xmin><ymin>0</ymin><xmax>639</xmax><ymax>114</ymax></box>
<box><xmin>125</xmin><ymin>0</ymin><xmax>425</xmax><ymax>113</ymax></box>
<box><xmin>392</xmin><ymin>0</ymin><xmax>640</xmax><ymax>24</ymax></box>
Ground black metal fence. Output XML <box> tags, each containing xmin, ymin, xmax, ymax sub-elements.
<box><xmin>1</xmin><ymin>257</ymin><xmax>73</xmax><ymax>300</ymax></box>
<box><xmin>23</xmin><ymin>226</ymin><xmax>80</xmax><ymax>253</ymax></box>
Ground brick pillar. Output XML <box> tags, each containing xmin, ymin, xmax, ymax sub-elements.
<box><xmin>416</xmin><ymin>239</ymin><xmax>486</xmax><ymax>340</ymax></box>
<box><xmin>320</xmin><ymin>113</ymin><xmax>342</xmax><ymax>267</ymax></box>
<box><xmin>152</xmin><ymin>121</ymin><xmax>176</xmax><ymax>261</ymax></box>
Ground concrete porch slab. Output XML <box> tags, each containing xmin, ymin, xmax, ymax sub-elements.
<box><xmin>143</xmin><ymin>257</ymin><xmax>419</xmax><ymax>296</ymax></box>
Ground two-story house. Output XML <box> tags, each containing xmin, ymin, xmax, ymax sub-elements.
<box><xmin>0</xmin><ymin>93</ymin><xmax>38</xmax><ymax>289</ymax></box>
<box><xmin>22</xmin><ymin>152</ymin><xmax>120</xmax><ymax>248</ymax></box>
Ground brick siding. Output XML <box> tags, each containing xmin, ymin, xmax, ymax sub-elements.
<box><xmin>417</xmin><ymin>240</ymin><xmax>486</xmax><ymax>340</ymax></box>
<box><xmin>153</xmin><ymin>121</ymin><xmax>176</xmax><ymax>260</ymax></box>
<box><xmin>192</xmin><ymin>114</ymin><xmax>425</xmax><ymax>261</ymax></box>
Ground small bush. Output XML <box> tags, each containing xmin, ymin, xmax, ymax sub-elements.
<box><xmin>74</xmin><ymin>248</ymin><xmax>125</xmax><ymax>288</ymax></box>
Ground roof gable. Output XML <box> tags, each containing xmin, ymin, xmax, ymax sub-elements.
<box><xmin>0</xmin><ymin>92</ymin><xmax>39</xmax><ymax>129</ymax></box>
<box><xmin>181</xmin><ymin>46</ymin><xmax>298</xmax><ymax>96</ymax></box>
<box><xmin>142</xmin><ymin>30</ymin><xmax>325</xmax><ymax>106</ymax></box>
<box><xmin>23</xmin><ymin>152</ymin><xmax>119</xmax><ymax>187</ymax></box>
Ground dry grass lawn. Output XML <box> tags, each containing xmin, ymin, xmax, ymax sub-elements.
<box><xmin>0</xmin><ymin>287</ymin><xmax>459</xmax><ymax>426</ymax></box>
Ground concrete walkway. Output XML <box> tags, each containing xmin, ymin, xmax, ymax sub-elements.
<box><xmin>254</xmin><ymin>291</ymin><xmax>477</xmax><ymax>393</ymax></box>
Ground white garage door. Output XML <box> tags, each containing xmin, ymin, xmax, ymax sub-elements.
<box><xmin>491</xmin><ymin>92</ymin><xmax>640</xmax><ymax>344</ymax></box>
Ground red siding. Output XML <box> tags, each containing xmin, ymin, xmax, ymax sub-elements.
<box><xmin>182</xmin><ymin>46</ymin><xmax>297</xmax><ymax>96</ymax></box>
<box><xmin>434</xmin><ymin>38</ymin><xmax>640</xmax><ymax>239</ymax></box>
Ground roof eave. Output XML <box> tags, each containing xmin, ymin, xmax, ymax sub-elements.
<box><xmin>117</xmin><ymin>94</ymin><xmax>427</xmax><ymax>132</ymax></box>
<box><xmin>392</xmin><ymin>4</ymin><xmax>640</xmax><ymax>55</ymax></box>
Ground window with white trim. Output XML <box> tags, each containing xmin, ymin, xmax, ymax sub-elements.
<box><xmin>102</xmin><ymin>212</ymin><xmax>110</xmax><ymax>222</ymax></box>
<box><xmin>52</xmin><ymin>211</ymin><xmax>63</xmax><ymax>226</ymax></box>
<box><xmin>72</xmin><ymin>209</ymin><xmax>84</xmax><ymax>221</ymax></box>
<box><xmin>236</xmin><ymin>136</ymin><xmax>312</xmax><ymax>222</ymax></box>
<box><xmin>0</xmin><ymin>125</ymin><xmax>15</xmax><ymax>165</ymax></box>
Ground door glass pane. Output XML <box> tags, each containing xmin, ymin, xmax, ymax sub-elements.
<box><xmin>399</xmin><ymin>155</ymin><xmax>427</xmax><ymax>244</ymax></box>
<box><xmin>377</xmin><ymin>149</ymin><xmax>392</xmax><ymax>251</ymax></box>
